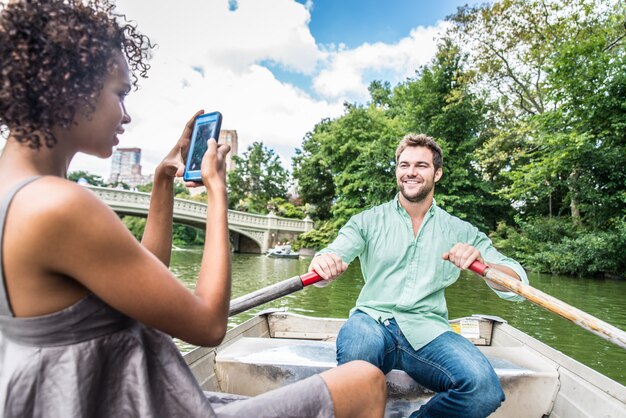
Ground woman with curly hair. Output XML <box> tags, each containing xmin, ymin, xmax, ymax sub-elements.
<box><xmin>0</xmin><ymin>1</ymin><xmax>385</xmax><ymax>417</ymax></box>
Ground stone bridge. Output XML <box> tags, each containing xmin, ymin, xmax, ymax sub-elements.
<box><xmin>87</xmin><ymin>186</ymin><xmax>313</xmax><ymax>253</ymax></box>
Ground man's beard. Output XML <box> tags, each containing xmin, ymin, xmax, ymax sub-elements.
<box><xmin>399</xmin><ymin>177</ymin><xmax>435</xmax><ymax>203</ymax></box>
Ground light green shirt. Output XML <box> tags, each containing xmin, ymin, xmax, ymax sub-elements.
<box><xmin>319</xmin><ymin>195</ymin><xmax>528</xmax><ymax>350</ymax></box>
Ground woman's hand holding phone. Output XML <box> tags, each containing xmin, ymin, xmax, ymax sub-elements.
<box><xmin>200</xmin><ymin>139</ymin><xmax>230</xmax><ymax>193</ymax></box>
<box><xmin>183</xmin><ymin>111</ymin><xmax>223</xmax><ymax>184</ymax></box>
<box><xmin>155</xmin><ymin>110</ymin><xmax>204</xmax><ymax>185</ymax></box>
<box><xmin>155</xmin><ymin>109</ymin><xmax>229</xmax><ymax>191</ymax></box>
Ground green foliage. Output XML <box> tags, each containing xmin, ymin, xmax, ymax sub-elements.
<box><xmin>136</xmin><ymin>182</ymin><xmax>153</xmax><ymax>193</ymax></box>
<box><xmin>326</xmin><ymin>105</ymin><xmax>401</xmax><ymax>225</ymax></box>
<box><xmin>137</xmin><ymin>181</ymin><xmax>189</xmax><ymax>196</ymax></box>
<box><xmin>292</xmin><ymin>119</ymin><xmax>336</xmax><ymax>220</ymax></box>
<box><xmin>294</xmin><ymin>221</ymin><xmax>339</xmax><ymax>251</ymax></box>
<box><xmin>122</xmin><ymin>216</ymin><xmax>146</xmax><ymax>240</ymax></box>
<box><xmin>530</xmin><ymin>230</ymin><xmax>624</xmax><ymax>277</ymax></box>
<box><xmin>294</xmin><ymin>39</ymin><xmax>510</xmax><ymax>230</ymax></box>
<box><xmin>64</xmin><ymin>0</ymin><xmax>626</xmax><ymax>278</ymax></box>
<box><xmin>491</xmin><ymin>217</ymin><xmax>626</xmax><ymax>277</ymax></box>
<box><xmin>293</xmin><ymin>103</ymin><xmax>402</xmax><ymax>226</ymax></box>
<box><xmin>267</xmin><ymin>197</ymin><xmax>306</xmax><ymax>219</ymax></box>
<box><xmin>449</xmin><ymin>0</ymin><xmax>626</xmax><ymax>228</ymax></box>
<box><xmin>68</xmin><ymin>170</ymin><xmax>105</xmax><ymax>186</ymax></box>
<box><xmin>121</xmin><ymin>215</ymin><xmax>204</xmax><ymax>246</ymax></box>
<box><xmin>227</xmin><ymin>141</ymin><xmax>289</xmax><ymax>214</ymax></box>
<box><xmin>173</xmin><ymin>224</ymin><xmax>204</xmax><ymax>246</ymax></box>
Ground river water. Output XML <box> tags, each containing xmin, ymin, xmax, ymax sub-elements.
<box><xmin>170</xmin><ymin>249</ymin><xmax>626</xmax><ymax>386</ymax></box>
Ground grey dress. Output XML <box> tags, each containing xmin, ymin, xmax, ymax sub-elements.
<box><xmin>0</xmin><ymin>177</ymin><xmax>217</xmax><ymax>418</ymax></box>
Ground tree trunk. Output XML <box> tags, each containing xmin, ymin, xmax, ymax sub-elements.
<box><xmin>568</xmin><ymin>169</ymin><xmax>581</xmax><ymax>226</ymax></box>
<box><xmin>545</xmin><ymin>180</ymin><xmax>553</xmax><ymax>219</ymax></box>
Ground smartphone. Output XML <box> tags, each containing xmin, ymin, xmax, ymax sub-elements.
<box><xmin>183</xmin><ymin>111</ymin><xmax>222</xmax><ymax>182</ymax></box>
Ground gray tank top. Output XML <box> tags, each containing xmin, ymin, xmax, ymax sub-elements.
<box><xmin>0</xmin><ymin>177</ymin><xmax>216</xmax><ymax>417</ymax></box>
<box><xmin>0</xmin><ymin>176</ymin><xmax>40</xmax><ymax>316</ymax></box>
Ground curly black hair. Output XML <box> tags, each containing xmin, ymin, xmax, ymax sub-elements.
<box><xmin>0</xmin><ymin>0</ymin><xmax>153</xmax><ymax>149</ymax></box>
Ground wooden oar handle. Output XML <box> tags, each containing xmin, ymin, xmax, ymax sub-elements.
<box><xmin>461</xmin><ymin>259</ymin><xmax>626</xmax><ymax>350</ymax></box>
<box><xmin>228</xmin><ymin>271</ymin><xmax>323</xmax><ymax>317</ymax></box>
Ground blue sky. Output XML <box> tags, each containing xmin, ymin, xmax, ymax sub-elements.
<box><xmin>302</xmin><ymin>0</ymin><xmax>473</xmax><ymax>47</ymax></box>
<box><xmin>70</xmin><ymin>0</ymin><xmax>483</xmax><ymax>177</ymax></box>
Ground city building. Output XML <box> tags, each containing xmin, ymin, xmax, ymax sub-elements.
<box><xmin>220</xmin><ymin>129</ymin><xmax>238</xmax><ymax>172</ymax></box>
<box><xmin>109</xmin><ymin>147</ymin><xmax>153</xmax><ymax>187</ymax></box>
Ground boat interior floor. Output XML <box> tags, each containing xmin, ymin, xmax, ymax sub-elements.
<box><xmin>215</xmin><ymin>336</ymin><xmax>560</xmax><ymax>418</ymax></box>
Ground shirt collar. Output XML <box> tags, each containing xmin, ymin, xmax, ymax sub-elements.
<box><xmin>393</xmin><ymin>193</ymin><xmax>437</xmax><ymax>215</ymax></box>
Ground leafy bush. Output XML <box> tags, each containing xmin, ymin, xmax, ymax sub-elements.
<box><xmin>491</xmin><ymin>216</ymin><xmax>626</xmax><ymax>277</ymax></box>
<box><xmin>267</xmin><ymin>197</ymin><xmax>306</xmax><ymax>219</ymax></box>
<box><xmin>294</xmin><ymin>221</ymin><xmax>338</xmax><ymax>251</ymax></box>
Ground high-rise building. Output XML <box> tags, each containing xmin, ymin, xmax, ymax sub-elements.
<box><xmin>109</xmin><ymin>147</ymin><xmax>153</xmax><ymax>187</ymax></box>
<box><xmin>219</xmin><ymin>130</ymin><xmax>238</xmax><ymax>171</ymax></box>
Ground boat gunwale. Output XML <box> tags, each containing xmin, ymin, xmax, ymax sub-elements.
<box><xmin>492</xmin><ymin>321</ymin><xmax>626</xmax><ymax>404</ymax></box>
<box><xmin>183</xmin><ymin>311</ymin><xmax>626</xmax><ymax>414</ymax></box>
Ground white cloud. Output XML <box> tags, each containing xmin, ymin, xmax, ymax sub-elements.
<box><xmin>69</xmin><ymin>1</ymin><xmax>446</xmax><ymax>178</ymax></box>
<box><xmin>313</xmin><ymin>22</ymin><xmax>448</xmax><ymax>101</ymax></box>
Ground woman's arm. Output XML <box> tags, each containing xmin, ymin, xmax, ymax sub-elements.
<box><xmin>14</xmin><ymin>135</ymin><xmax>232</xmax><ymax>347</ymax></box>
<box><xmin>141</xmin><ymin>111</ymin><xmax>202</xmax><ymax>266</ymax></box>
<box><xmin>195</xmin><ymin>139</ymin><xmax>231</xmax><ymax>334</ymax></box>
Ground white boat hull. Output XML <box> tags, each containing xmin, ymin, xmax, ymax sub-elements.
<box><xmin>184</xmin><ymin>311</ymin><xmax>626</xmax><ymax>417</ymax></box>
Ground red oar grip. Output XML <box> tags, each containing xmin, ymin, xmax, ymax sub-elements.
<box><xmin>469</xmin><ymin>260</ymin><xmax>489</xmax><ymax>276</ymax></box>
<box><xmin>300</xmin><ymin>271</ymin><xmax>323</xmax><ymax>286</ymax></box>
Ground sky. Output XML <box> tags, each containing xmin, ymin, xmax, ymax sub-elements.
<box><xmin>68</xmin><ymin>0</ymin><xmax>484</xmax><ymax>178</ymax></box>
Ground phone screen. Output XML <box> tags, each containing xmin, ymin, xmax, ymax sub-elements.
<box><xmin>184</xmin><ymin>111</ymin><xmax>222</xmax><ymax>181</ymax></box>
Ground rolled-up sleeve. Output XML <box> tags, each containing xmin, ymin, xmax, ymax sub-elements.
<box><xmin>317</xmin><ymin>216</ymin><xmax>366</xmax><ymax>264</ymax></box>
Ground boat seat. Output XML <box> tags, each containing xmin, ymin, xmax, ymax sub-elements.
<box><xmin>215</xmin><ymin>337</ymin><xmax>560</xmax><ymax>417</ymax></box>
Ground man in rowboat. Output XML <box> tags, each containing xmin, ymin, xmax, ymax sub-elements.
<box><xmin>0</xmin><ymin>1</ymin><xmax>387</xmax><ymax>417</ymax></box>
<box><xmin>309</xmin><ymin>134</ymin><xmax>528</xmax><ymax>418</ymax></box>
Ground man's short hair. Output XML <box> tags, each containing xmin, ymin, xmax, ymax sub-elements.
<box><xmin>395</xmin><ymin>134</ymin><xmax>443</xmax><ymax>171</ymax></box>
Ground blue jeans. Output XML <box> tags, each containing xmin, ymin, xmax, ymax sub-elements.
<box><xmin>336</xmin><ymin>311</ymin><xmax>504</xmax><ymax>418</ymax></box>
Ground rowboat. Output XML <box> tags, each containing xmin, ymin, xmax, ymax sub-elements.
<box><xmin>183</xmin><ymin>310</ymin><xmax>626</xmax><ymax>417</ymax></box>
<box><xmin>266</xmin><ymin>248</ymin><xmax>300</xmax><ymax>259</ymax></box>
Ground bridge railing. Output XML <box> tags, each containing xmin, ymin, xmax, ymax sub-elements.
<box><xmin>87</xmin><ymin>186</ymin><xmax>313</xmax><ymax>233</ymax></box>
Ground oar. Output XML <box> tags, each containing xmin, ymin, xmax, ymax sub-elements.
<box><xmin>468</xmin><ymin>260</ymin><xmax>626</xmax><ymax>350</ymax></box>
<box><xmin>229</xmin><ymin>271</ymin><xmax>322</xmax><ymax>316</ymax></box>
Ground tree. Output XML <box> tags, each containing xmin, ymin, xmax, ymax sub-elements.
<box><xmin>448</xmin><ymin>0</ymin><xmax>624</xmax><ymax>223</ymax></box>
<box><xmin>227</xmin><ymin>141</ymin><xmax>289</xmax><ymax>214</ymax></box>
<box><xmin>292</xmin><ymin>119</ymin><xmax>336</xmax><ymax>220</ymax></box>
<box><xmin>502</xmin><ymin>12</ymin><xmax>626</xmax><ymax>227</ymax></box>
<box><xmin>294</xmin><ymin>103</ymin><xmax>402</xmax><ymax>226</ymax></box>
<box><xmin>67</xmin><ymin>170</ymin><xmax>105</xmax><ymax>186</ymax></box>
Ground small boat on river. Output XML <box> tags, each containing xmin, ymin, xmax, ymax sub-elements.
<box><xmin>266</xmin><ymin>248</ymin><xmax>300</xmax><ymax>259</ymax></box>
<box><xmin>183</xmin><ymin>310</ymin><xmax>626</xmax><ymax>417</ymax></box>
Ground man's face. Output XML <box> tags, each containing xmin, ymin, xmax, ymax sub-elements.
<box><xmin>396</xmin><ymin>146</ymin><xmax>442</xmax><ymax>203</ymax></box>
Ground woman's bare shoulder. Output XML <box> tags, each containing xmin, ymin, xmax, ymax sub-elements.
<box><xmin>8</xmin><ymin>176</ymin><xmax>119</xmax><ymax>234</ymax></box>
<box><xmin>16</xmin><ymin>175</ymin><xmax>103</xmax><ymax>205</ymax></box>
